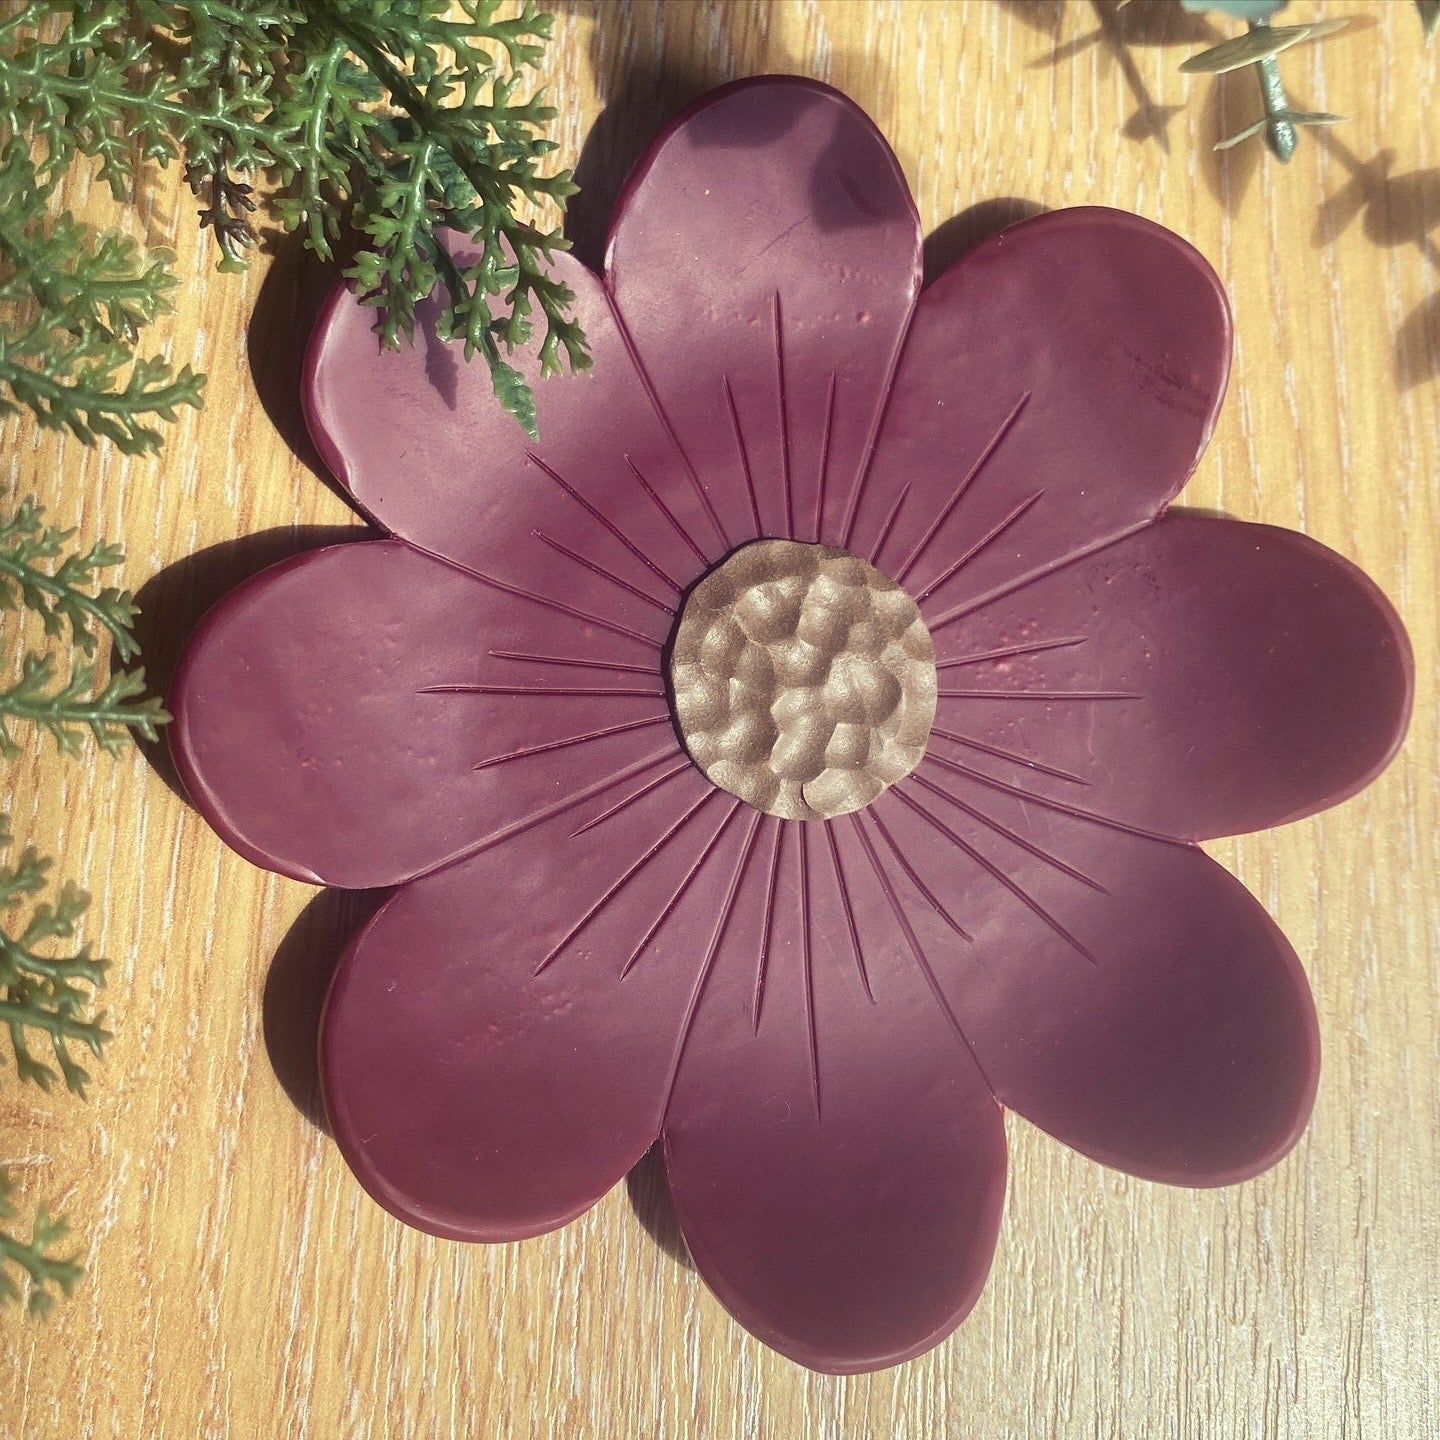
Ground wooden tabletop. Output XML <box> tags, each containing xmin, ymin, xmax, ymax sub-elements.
<box><xmin>5</xmin><ymin>3</ymin><xmax>1437</xmax><ymax>1436</ymax></box>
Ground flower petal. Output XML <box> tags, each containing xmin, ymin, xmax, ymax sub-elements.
<box><xmin>851</xmin><ymin>208</ymin><xmax>1230</xmax><ymax>613</ymax></box>
<box><xmin>862</xmin><ymin>780</ymin><xmax>1320</xmax><ymax>1186</ymax></box>
<box><xmin>926</xmin><ymin>513</ymin><xmax>1412</xmax><ymax>841</ymax></box>
<box><xmin>321</xmin><ymin>759</ymin><xmax>744</xmax><ymax>1240</ymax></box>
<box><xmin>662</xmin><ymin>817</ymin><xmax>1007</xmax><ymax>1373</ymax></box>
<box><xmin>305</xmin><ymin>242</ymin><xmax>720</xmax><ymax>609</ymax></box>
<box><xmin>606</xmin><ymin>77</ymin><xmax>923</xmax><ymax>550</ymax></box>
<box><xmin>171</xmin><ymin>540</ymin><xmax>682</xmax><ymax>887</ymax></box>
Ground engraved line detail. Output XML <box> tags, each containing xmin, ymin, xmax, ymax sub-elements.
<box><xmin>815</xmin><ymin>371</ymin><xmax>838</xmax><ymax>543</ymax></box>
<box><xmin>490</xmin><ymin>649</ymin><xmax>656</xmax><ymax>678</ymax></box>
<box><xmin>473</xmin><ymin>714</ymin><xmax>670</xmax><ymax>772</ymax></box>
<box><xmin>444</xmin><ymin>747</ymin><xmax>680</xmax><ymax>876</ymax></box>
<box><xmin>922</xmin><ymin>749</ymin><xmax>1192</xmax><ymax>848</ymax></box>
<box><xmin>457</xmin><ymin>564</ymin><xmax>660</xmax><ymax>650</ymax></box>
<box><xmin>935</xmin><ymin>635</ymin><xmax>1088</xmax><ymax>670</ymax></box>
<box><xmin>773</xmin><ymin>291</ymin><xmax>796</xmax><ymax>539</ymax></box>
<box><xmin>892</xmin><ymin>783</ymin><xmax>1097</xmax><ymax>964</ymax></box>
<box><xmin>421</xmin><ymin>685</ymin><xmax>664</xmax><ymax>699</ymax></box>
<box><xmin>909</xmin><ymin>772</ymin><xmax>1109</xmax><ymax>893</ymax></box>
<box><xmin>525</xmin><ymin>450</ymin><xmax>682</xmax><ymax>593</ymax></box>
<box><xmin>533</xmin><ymin>531</ymin><xmax>675</xmax><ymax>614</ymax></box>
<box><xmin>826</xmin><ymin>820</ymin><xmax>874</xmax><ymax>1003</ymax></box>
<box><xmin>929</xmin><ymin>723</ymin><xmax>1090</xmax><ymax>787</ymax></box>
<box><xmin>937</xmin><ymin>688</ymin><xmax>1141</xmax><ymax>702</ymax></box>
<box><xmin>662</xmin><ymin>808</ymin><xmax>767</xmax><ymax>1109</ymax></box>
<box><xmin>571</xmin><ymin>757</ymin><xmax>693</xmax><ymax>837</ymax></box>
<box><xmin>624</xmin><ymin>453</ymin><xmax>712</xmax><ymax>568</ymax></box>
<box><xmin>723</xmin><ymin>373</ymin><xmax>764</xmax><ymax>537</ymax></box>
<box><xmin>871</xmin><ymin>481</ymin><xmax>911</xmax><ymax>567</ymax></box>
<box><xmin>865</xmin><ymin>806</ymin><xmax>973</xmax><ymax>939</ymax></box>
<box><xmin>917</xmin><ymin>489</ymin><xmax>1046</xmax><ymax>603</ymax></box>
<box><xmin>893</xmin><ymin>390</ymin><xmax>1032</xmax><ymax>582</ymax></box>
<box><xmin>927</xmin><ymin>520</ymin><xmax>1156</xmax><ymax>634</ymax></box>
<box><xmin>621</xmin><ymin>798</ymin><xmax>745</xmax><ymax>978</ymax></box>
<box><xmin>753</xmin><ymin>820</ymin><xmax>785</xmax><ymax>1031</ymax></box>
<box><xmin>798</xmin><ymin>821</ymin><xmax>821</xmax><ymax>1120</ymax></box>
<box><xmin>604</xmin><ymin>291</ymin><xmax>732</xmax><ymax>549</ymax></box>
<box><xmin>535</xmin><ymin>787</ymin><xmax>719</xmax><ymax>975</ymax></box>
<box><xmin>847</xmin><ymin>812</ymin><xmax>987</xmax><ymax>1075</ymax></box>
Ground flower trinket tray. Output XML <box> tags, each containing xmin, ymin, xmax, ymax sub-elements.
<box><xmin>170</xmin><ymin>77</ymin><xmax>1412</xmax><ymax>1373</ymax></box>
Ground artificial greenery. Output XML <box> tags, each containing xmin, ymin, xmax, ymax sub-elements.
<box><xmin>0</xmin><ymin>1171</ymin><xmax>82</xmax><ymax>1319</ymax></box>
<box><xmin>0</xmin><ymin>813</ymin><xmax>110</xmax><ymax>1101</ymax></box>
<box><xmin>0</xmin><ymin>0</ymin><xmax>586</xmax><ymax>444</ymax></box>
<box><xmin>1</xmin><ymin>500</ymin><xmax>167</xmax><ymax>758</ymax></box>
<box><xmin>2</xmin><ymin>0</ymin><xmax>582</xmax><ymax>1315</ymax></box>
<box><xmin>0</xmin><ymin>806</ymin><xmax>110</xmax><ymax>1313</ymax></box>
<box><xmin>1180</xmin><ymin>1</ymin><xmax>1437</xmax><ymax>160</ymax></box>
<box><xmin>0</xmin><ymin>502</ymin><xmax>143</xmax><ymax>1314</ymax></box>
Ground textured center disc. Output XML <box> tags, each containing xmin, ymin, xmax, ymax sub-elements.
<box><xmin>669</xmin><ymin>539</ymin><xmax>937</xmax><ymax>820</ymax></box>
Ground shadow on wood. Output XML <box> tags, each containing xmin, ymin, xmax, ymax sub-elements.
<box><xmin>1008</xmin><ymin>0</ymin><xmax>1219</xmax><ymax>156</ymax></box>
<box><xmin>625</xmin><ymin>1142</ymin><xmax>693</xmax><ymax>1272</ymax></box>
<box><xmin>246</xmin><ymin>234</ymin><xmax>354</xmax><ymax>483</ymax></box>
<box><xmin>1311</xmin><ymin>131</ymin><xmax>1440</xmax><ymax>390</ymax></box>
<box><xmin>262</xmin><ymin>885</ymin><xmax>392</xmax><ymax>1135</ymax></box>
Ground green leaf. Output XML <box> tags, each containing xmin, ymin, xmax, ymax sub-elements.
<box><xmin>1180</xmin><ymin>17</ymin><xmax>1350</xmax><ymax>74</ymax></box>
<box><xmin>1215</xmin><ymin>108</ymin><xmax>1347</xmax><ymax>151</ymax></box>
<box><xmin>1419</xmin><ymin>0</ymin><xmax>1440</xmax><ymax>43</ymax></box>
<box><xmin>1181</xmin><ymin>0</ymin><xmax>1289</xmax><ymax>20</ymax></box>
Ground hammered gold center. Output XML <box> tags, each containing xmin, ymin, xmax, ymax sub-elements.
<box><xmin>668</xmin><ymin>539</ymin><xmax>937</xmax><ymax>820</ymax></box>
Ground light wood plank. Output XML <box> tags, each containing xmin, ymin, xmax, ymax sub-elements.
<box><xmin>4</xmin><ymin>3</ymin><xmax>1436</xmax><ymax>1436</ymax></box>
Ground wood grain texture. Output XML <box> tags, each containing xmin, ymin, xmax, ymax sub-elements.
<box><xmin>3</xmin><ymin>2</ymin><xmax>1437</xmax><ymax>1435</ymax></box>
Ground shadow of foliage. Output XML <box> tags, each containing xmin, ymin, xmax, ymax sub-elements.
<box><xmin>1312</xmin><ymin>131</ymin><xmax>1440</xmax><ymax>390</ymax></box>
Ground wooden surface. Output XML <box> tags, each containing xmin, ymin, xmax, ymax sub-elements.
<box><xmin>4</xmin><ymin>2</ymin><xmax>1438</xmax><ymax>1435</ymax></box>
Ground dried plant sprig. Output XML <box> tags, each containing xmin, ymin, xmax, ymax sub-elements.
<box><xmin>1180</xmin><ymin>16</ymin><xmax>1350</xmax><ymax>75</ymax></box>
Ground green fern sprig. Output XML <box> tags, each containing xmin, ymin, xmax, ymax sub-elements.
<box><xmin>0</xmin><ymin>815</ymin><xmax>111</xmax><ymax>1097</ymax></box>
<box><xmin>0</xmin><ymin>1173</ymin><xmax>83</xmax><ymax>1318</ymax></box>
<box><xmin>0</xmin><ymin>651</ymin><xmax>165</xmax><ymax>759</ymax></box>
<box><xmin>0</xmin><ymin>498</ymin><xmax>168</xmax><ymax>759</ymax></box>
<box><xmin>1</xmin><ymin>0</ymin><xmax>587</xmax><ymax>438</ymax></box>
<box><xmin>0</xmin><ymin>499</ymin><xmax>141</xmax><ymax>661</ymax></box>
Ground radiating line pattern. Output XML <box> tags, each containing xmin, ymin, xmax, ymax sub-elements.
<box><xmin>525</xmin><ymin>450</ymin><xmax>684</xmax><ymax>595</ymax></box>
<box><xmin>408</xmin><ymin>342</ymin><xmax>1170</xmax><ymax>1125</ymax></box>
<box><xmin>534</xmin><ymin>783</ymin><xmax>717</xmax><ymax>975</ymax></box>
<box><xmin>773</xmin><ymin>291</ymin><xmax>796</xmax><ymax>539</ymax></box>
<box><xmin>532</xmin><ymin>531</ymin><xmax>675</xmax><ymax>614</ymax></box>
<box><xmin>406</xmin><ymin>258</ymin><xmax>1185</xmax><ymax>1142</ymax></box>
<box><xmin>891</xmin><ymin>782</ymin><xmax>1098</xmax><ymax>964</ymax></box>
<box><xmin>723</xmin><ymin>373</ymin><xmax>764</xmax><ymax>537</ymax></box>
<box><xmin>891</xmin><ymin>389</ymin><xmax>1032</xmax><ymax>583</ymax></box>
<box><xmin>752</xmin><ymin>819</ymin><xmax>786</xmax><ymax>1030</ymax></box>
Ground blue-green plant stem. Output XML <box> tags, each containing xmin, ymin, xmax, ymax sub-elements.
<box><xmin>1250</xmin><ymin>22</ymin><xmax>1298</xmax><ymax>160</ymax></box>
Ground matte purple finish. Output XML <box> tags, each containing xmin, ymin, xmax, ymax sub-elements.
<box><xmin>168</xmin><ymin>76</ymin><xmax>1414</xmax><ymax>1373</ymax></box>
